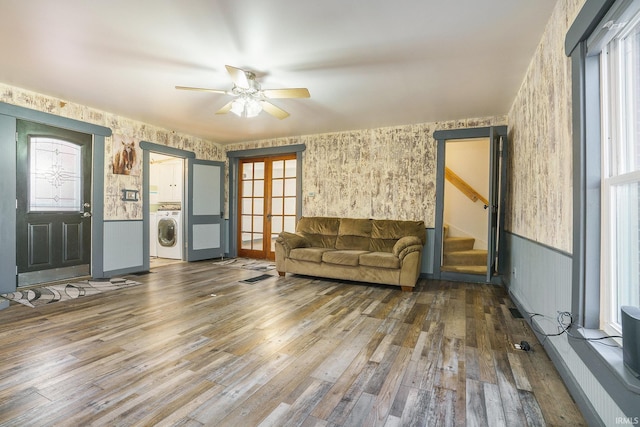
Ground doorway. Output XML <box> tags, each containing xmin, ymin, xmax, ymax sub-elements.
<box><xmin>238</xmin><ymin>154</ymin><xmax>298</xmax><ymax>260</ymax></box>
<box><xmin>433</xmin><ymin>126</ymin><xmax>508</xmax><ymax>283</ymax></box>
<box><xmin>149</xmin><ymin>152</ymin><xmax>184</xmax><ymax>262</ymax></box>
<box><xmin>442</xmin><ymin>138</ymin><xmax>490</xmax><ymax>274</ymax></box>
<box><xmin>16</xmin><ymin>120</ymin><xmax>93</xmax><ymax>287</ymax></box>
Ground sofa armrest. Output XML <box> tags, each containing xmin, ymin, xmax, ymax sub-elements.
<box><xmin>276</xmin><ymin>231</ymin><xmax>310</xmax><ymax>257</ymax></box>
<box><xmin>392</xmin><ymin>236</ymin><xmax>424</xmax><ymax>261</ymax></box>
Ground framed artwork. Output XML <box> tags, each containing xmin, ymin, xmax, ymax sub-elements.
<box><xmin>112</xmin><ymin>136</ymin><xmax>140</xmax><ymax>176</ymax></box>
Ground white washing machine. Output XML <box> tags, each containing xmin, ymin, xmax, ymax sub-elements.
<box><xmin>156</xmin><ymin>210</ymin><xmax>182</xmax><ymax>259</ymax></box>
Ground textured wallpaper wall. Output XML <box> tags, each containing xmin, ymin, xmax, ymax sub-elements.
<box><xmin>225</xmin><ymin>116</ymin><xmax>506</xmax><ymax>228</ymax></box>
<box><xmin>0</xmin><ymin>83</ymin><xmax>224</xmax><ymax>220</ymax></box>
<box><xmin>506</xmin><ymin>0</ymin><xmax>585</xmax><ymax>253</ymax></box>
<box><xmin>2</xmin><ymin>79</ymin><xmax>507</xmax><ymax>227</ymax></box>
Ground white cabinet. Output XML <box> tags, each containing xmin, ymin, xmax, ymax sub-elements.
<box><xmin>156</xmin><ymin>161</ymin><xmax>183</xmax><ymax>202</ymax></box>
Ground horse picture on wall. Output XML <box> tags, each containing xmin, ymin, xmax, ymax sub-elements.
<box><xmin>112</xmin><ymin>137</ymin><xmax>140</xmax><ymax>176</ymax></box>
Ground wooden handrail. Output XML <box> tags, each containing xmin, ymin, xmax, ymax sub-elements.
<box><xmin>445</xmin><ymin>167</ymin><xmax>489</xmax><ymax>206</ymax></box>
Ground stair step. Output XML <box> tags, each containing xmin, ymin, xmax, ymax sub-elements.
<box><xmin>443</xmin><ymin>249</ymin><xmax>487</xmax><ymax>266</ymax></box>
<box><xmin>444</xmin><ymin>237</ymin><xmax>475</xmax><ymax>253</ymax></box>
<box><xmin>441</xmin><ymin>265</ymin><xmax>487</xmax><ymax>274</ymax></box>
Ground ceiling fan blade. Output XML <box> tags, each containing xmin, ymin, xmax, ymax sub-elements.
<box><xmin>175</xmin><ymin>85</ymin><xmax>227</xmax><ymax>94</ymax></box>
<box><xmin>225</xmin><ymin>65</ymin><xmax>250</xmax><ymax>89</ymax></box>
<box><xmin>215</xmin><ymin>100</ymin><xmax>234</xmax><ymax>115</ymax></box>
<box><xmin>262</xmin><ymin>88</ymin><xmax>310</xmax><ymax>99</ymax></box>
<box><xmin>260</xmin><ymin>101</ymin><xmax>290</xmax><ymax>120</ymax></box>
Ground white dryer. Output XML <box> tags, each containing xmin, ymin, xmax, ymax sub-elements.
<box><xmin>156</xmin><ymin>210</ymin><xmax>182</xmax><ymax>259</ymax></box>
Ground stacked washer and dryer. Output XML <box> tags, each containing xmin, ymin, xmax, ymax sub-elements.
<box><xmin>150</xmin><ymin>153</ymin><xmax>183</xmax><ymax>260</ymax></box>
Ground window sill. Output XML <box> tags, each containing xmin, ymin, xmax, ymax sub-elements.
<box><xmin>570</xmin><ymin>328</ymin><xmax>640</xmax><ymax>395</ymax></box>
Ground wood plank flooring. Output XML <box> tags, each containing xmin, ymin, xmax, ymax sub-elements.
<box><xmin>0</xmin><ymin>260</ymin><xmax>586</xmax><ymax>426</ymax></box>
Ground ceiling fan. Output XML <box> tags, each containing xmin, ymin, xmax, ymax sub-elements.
<box><xmin>175</xmin><ymin>65</ymin><xmax>310</xmax><ymax>119</ymax></box>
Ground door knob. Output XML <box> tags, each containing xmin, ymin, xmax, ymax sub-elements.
<box><xmin>81</xmin><ymin>212</ymin><xmax>92</xmax><ymax>218</ymax></box>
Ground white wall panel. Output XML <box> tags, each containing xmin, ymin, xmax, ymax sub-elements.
<box><xmin>506</xmin><ymin>233</ymin><xmax>623</xmax><ymax>424</ymax></box>
<box><xmin>103</xmin><ymin>220</ymin><xmax>143</xmax><ymax>272</ymax></box>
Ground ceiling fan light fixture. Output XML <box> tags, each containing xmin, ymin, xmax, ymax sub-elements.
<box><xmin>177</xmin><ymin>65</ymin><xmax>308</xmax><ymax>120</ymax></box>
<box><xmin>230</xmin><ymin>96</ymin><xmax>262</xmax><ymax>118</ymax></box>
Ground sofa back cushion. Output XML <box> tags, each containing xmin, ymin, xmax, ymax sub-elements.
<box><xmin>296</xmin><ymin>217</ymin><xmax>340</xmax><ymax>248</ymax></box>
<box><xmin>296</xmin><ymin>217</ymin><xmax>426</xmax><ymax>253</ymax></box>
<box><xmin>370</xmin><ymin>219</ymin><xmax>426</xmax><ymax>252</ymax></box>
<box><xmin>335</xmin><ymin>218</ymin><xmax>372</xmax><ymax>250</ymax></box>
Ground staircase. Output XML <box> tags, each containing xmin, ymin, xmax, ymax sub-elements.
<box><xmin>441</xmin><ymin>225</ymin><xmax>487</xmax><ymax>275</ymax></box>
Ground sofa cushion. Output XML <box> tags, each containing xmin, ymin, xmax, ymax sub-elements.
<box><xmin>290</xmin><ymin>247</ymin><xmax>335</xmax><ymax>263</ymax></box>
<box><xmin>335</xmin><ymin>218</ymin><xmax>372</xmax><ymax>250</ymax></box>
<box><xmin>296</xmin><ymin>217</ymin><xmax>340</xmax><ymax>248</ymax></box>
<box><xmin>322</xmin><ymin>250</ymin><xmax>369</xmax><ymax>267</ymax></box>
<box><xmin>370</xmin><ymin>219</ymin><xmax>426</xmax><ymax>252</ymax></box>
<box><xmin>359</xmin><ymin>252</ymin><xmax>400</xmax><ymax>269</ymax></box>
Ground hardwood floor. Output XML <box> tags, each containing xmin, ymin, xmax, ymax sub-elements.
<box><xmin>0</xmin><ymin>260</ymin><xmax>585</xmax><ymax>426</ymax></box>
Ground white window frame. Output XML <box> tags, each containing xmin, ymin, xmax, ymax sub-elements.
<box><xmin>600</xmin><ymin>9</ymin><xmax>640</xmax><ymax>338</ymax></box>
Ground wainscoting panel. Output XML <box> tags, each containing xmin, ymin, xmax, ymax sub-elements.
<box><xmin>505</xmin><ymin>232</ymin><xmax>623</xmax><ymax>425</ymax></box>
<box><xmin>103</xmin><ymin>220</ymin><xmax>144</xmax><ymax>274</ymax></box>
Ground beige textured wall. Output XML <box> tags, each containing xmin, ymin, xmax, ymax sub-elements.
<box><xmin>0</xmin><ymin>83</ymin><xmax>224</xmax><ymax>220</ymax></box>
<box><xmin>506</xmin><ymin>0</ymin><xmax>585</xmax><ymax>253</ymax></box>
<box><xmin>1</xmin><ymin>82</ymin><xmax>507</xmax><ymax>228</ymax></box>
<box><xmin>225</xmin><ymin>116</ymin><xmax>506</xmax><ymax>228</ymax></box>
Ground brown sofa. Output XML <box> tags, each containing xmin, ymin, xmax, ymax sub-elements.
<box><xmin>275</xmin><ymin>217</ymin><xmax>426</xmax><ymax>291</ymax></box>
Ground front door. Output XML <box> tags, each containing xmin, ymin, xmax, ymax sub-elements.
<box><xmin>16</xmin><ymin>120</ymin><xmax>93</xmax><ymax>287</ymax></box>
<box><xmin>238</xmin><ymin>155</ymin><xmax>298</xmax><ymax>260</ymax></box>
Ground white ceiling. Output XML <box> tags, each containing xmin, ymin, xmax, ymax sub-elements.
<box><xmin>0</xmin><ymin>1</ymin><xmax>556</xmax><ymax>145</ymax></box>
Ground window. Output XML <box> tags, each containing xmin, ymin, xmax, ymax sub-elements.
<box><xmin>567</xmin><ymin>0</ymin><xmax>640</xmax><ymax>409</ymax></box>
<box><xmin>29</xmin><ymin>137</ymin><xmax>82</xmax><ymax>212</ymax></box>
<box><xmin>599</xmin><ymin>8</ymin><xmax>640</xmax><ymax>337</ymax></box>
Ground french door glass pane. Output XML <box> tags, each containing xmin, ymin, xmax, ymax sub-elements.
<box><xmin>272</xmin><ymin>160</ymin><xmax>284</xmax><ymax>178</ymax></box>
<box><xmin>254</xmin><ymin>180</ymin><xmax>264</xmax><ymax>197</ymax></box>
<box><xmin>284</xmin><ymin>198</ymin><xmax>296</xmax><ymax>215</ymax></box>
<box><xmin>272</xmin><ymin>198</ymin><xmax>283</xmax><ymax>215</ymax></box>
<box><xmin>253</xmin><ymin>216</ymin><xmax>264</xmax><ymax>233</ymax></box>
<box><xmin>284</xmin><ymin>216</ymin><xmax>296</xmax><ymax>232</ymax></box>
<box><xmin>254</xmin><ymin>162</ymin><xmax>265</xmax><ymax>179</ymax></box>
<box><xmin>271</xmin><ymin>217</ymin><xmax>283</xmax><ymax>233</ymax></box>
<box><xmin>242</xmin><ymin>181</ymin><xmax>253</xmax><ymax>197</ymax></box>
<box><xmin>242</xmin><ymin>198</ymin><xmax>252</xmax><ymax>214</ymax></box>
<box><xmin>254</xmin><ymin>198</ymin><xmax>264</xmax><ymax>214</ymax></box>
<box><xmin>241</xmin><ymin>215</ymin><xmax>252</xmax><ymax>232</ymax></box>
<box><xmin>241</xmin><ymin>232</ymin><xmax>252</xmax><ymax>249</ymax></box>
<box><xmin>284</xmin><ymin>159</ymin><xmax>296</xmax><ymax>177</ymax></box>
<box><xmin>29</xmin><ymin>137</ymin><xmax>82</xmax><ymax>212</ymax></box>
<box><xmin>242</xmin><ymin>163</ymin><xmax>253</xmax><ymax>180</ymax></box>
<box><xmin>284</xmin><ymin>178</ymin><xmax>296</xmax><ymax>197</ymax></box>
<box><xmin>272</xmin><ymin>179</ymin><xmax>283</xmax><ymax>197</ymax></box>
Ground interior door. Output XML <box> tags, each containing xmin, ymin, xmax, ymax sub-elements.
<box><xmin>186</xmin><ymin>159</ymin><xmax>225</xmax><ymax>261</ymax></box>
<box><xmin>486</xmin><ymin>127</ymin><xmax>502</xmax><ymax>281</ymax></box>
<box><xmin>16</xmin><ymin>120</ymin><xmax>93</xmax><ymax>286</ymax></box>
<box><xmin>238</xmin><ymin>154</ymin><xmax>297</xmax><ymax>260</ymax></box>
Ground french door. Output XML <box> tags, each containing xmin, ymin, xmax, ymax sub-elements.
<box><xmin>238</xmin><ymin>154</ymin><xmax>298</xmax><ymax>260</ymax></box>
